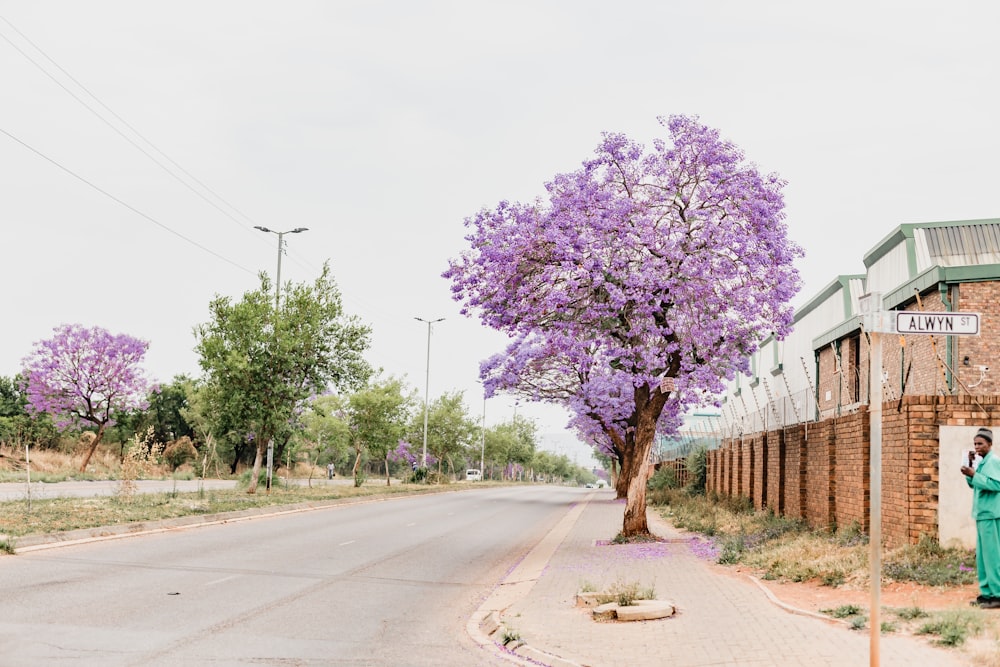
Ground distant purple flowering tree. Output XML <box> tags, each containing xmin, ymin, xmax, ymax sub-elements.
<box><xmin>388</xmin><ymin>440</ymin><xmax>437</xmax><ymax>468</ymax></box>
<box><xmin>21</xmin><ymin>324</ymin><xmax>154</xmax><ymax>471</ymax></box>
<box><xmin>446</xmin><ymin>116</ymin><xmax>801</xmax><ymax>536</ymax></box>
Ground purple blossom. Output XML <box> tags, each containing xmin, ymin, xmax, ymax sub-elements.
<box><xmin>21</xmin><ymin>324</ymin><xmax>153</xmax><ymax>428</ymax></box>
<box><xmin>387</xmin><ymin>440</ymin><xmax>437</xmax><ymax>466</ymax></box>
<box><xmin>445</xmin><ymin>115</ymin><xmax>801</xmax><ymax>534</ymax></box>
<box><xmin>20</xmin><ymin>323</ymin><xmax>153</xmax><ymax>470</ymax></box>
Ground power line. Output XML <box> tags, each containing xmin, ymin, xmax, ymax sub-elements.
<box><xmin>1</xmin><ymin>17</ymin><xmax>443</xmax><ymax>379</ymax></box>
<box><xmin>0</xmin><ymin>126</ymin><xmax>256</xmax><ymax>276</ymax></box>
<box><xmin>0</xmin><ymin>17</ymin><xmax>272</xmax><ymax>243</ymax></box>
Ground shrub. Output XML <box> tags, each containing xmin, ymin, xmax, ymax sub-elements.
<box><xmin>648</xmin><ymin>465</ymin><xmax>679</xmax><ymax>491</ymax></box>
<box><xmin>238</xmin><ymin>468</ymin><xmax>285</xmax><ymax>490</ymax></box>
<box><xmin>0</xmin><ymin>536</ymin><xmax>15</xmax><ymax>555</ymax></box>
<box><xmin>685</xmin><ymin>446</ymin><xmax>708</xmax><ymax>494</ymax></box>
<box><xmin>163</xmin><ymin>437</ymin><xmax>197</xmax><ymax>471</ymax></box>
<box><xmin>118</xmin><ymin>428</ymin><xmax>164</xmax><ymax>502</ymax></box>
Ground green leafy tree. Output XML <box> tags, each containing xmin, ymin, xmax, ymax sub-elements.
<box><xmin>0</xmin><ymin>374</ymin><xmax>60</xmax><ymax>448</ymax></box>
<box><xmin>179</xmin><ymin>379</ymin><xmax>246</xmax><ymax>476</ymax></box>
<box><xmin>146</xmin><ymin>375</ymin><xmax>196</xmax><ymax>444</ymax></box>
<box><xmin>483</xmin><ymin>425</ymin><xmax>517</xmax><ymax>480</ymax></box>
<box><xmin>411</xmin><ymin>391</ymin><xmax>478</xmax><ymax>477</ymax></box>
<box><xmin>346</xmin><ymin>376</ymin><xmax>416</xmax><ymax>485</ymax></box>
<box><xmin>301</xmin><ymin>394</ymin><xmax>352</xmax><ymax>476</ymax></box>
<box><xmin>485</xmin><ymin>416</ymin><xmax>537</xmax><ymax>480</ymax></box>
<box><xmin>194</xmin><ymin>266</ymin><xmax>372</xmax><ymax>493</ymax></box>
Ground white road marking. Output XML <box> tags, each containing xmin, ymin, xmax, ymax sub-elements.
<box><xmin>339</xmin><ymin>540</ymin><xmax>356</xmax><ymax>546</ymax></box>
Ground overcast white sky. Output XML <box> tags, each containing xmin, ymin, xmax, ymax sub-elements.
<box><xmin>2</xmin><ymin>2</ymin><xmax>998</xmax><ymax>466</ymax></box>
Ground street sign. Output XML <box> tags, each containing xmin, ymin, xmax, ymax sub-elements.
<box><xmin>895</xmin><ymin>311</ymin><xmax>980</xmax><ymax>336</ymax></box>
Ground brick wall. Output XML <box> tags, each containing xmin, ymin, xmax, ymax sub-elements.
<box><xmin>766</xmin><ymin>431</ymin><xmax>785</xmax><ymax>513</ymax></box>
<box><xmin>805</xmin><ymin>419</ymin><xmax>835</xmax><ymax>529</ymax></box>
<box><xmin>783</xmin><ymin>425</ymin><xmax>806</xmax><ymax>519</ymax></box>
<box><xmin>833</xmin><ymin>411</ymin><xmax>869</xmax><ymax>531</ymax></box>
<box><xmin>741</xmin><ymin>437</ymin><xmax>753</xmax><ymax>501</ymax></box>
<box><xmin>953</xmin><ymin>282</ymin><xmax>1000</xmax><ymax>395</ymax></box>
<box><xmin>706</xmin><ymin>395</ymin><xmax>1000</xmax><ymax>545</ymax></box>
<box><xmin>881</xmin><ymin>402</ymin><xmax>910</xmax><ymax>545</ymax></box>
<box><xmin>752</xmin><ymin>433</ymin><xmax>767</xmax><ymax>510</ymax></box>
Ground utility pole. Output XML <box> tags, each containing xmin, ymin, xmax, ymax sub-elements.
<box><xmin>415</xmin><ymin>317</ymin><xmax>444</xmax><ymax>469</ymax></box>
<box><xmin>254</xmin><ymin>226</ymin><xmax>308</xmax><ymax>493</ymax></box>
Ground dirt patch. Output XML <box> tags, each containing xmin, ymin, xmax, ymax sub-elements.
<box><xmin>722</xmin><ymin>563</ymin><xmax>980</xmax><ymax>615</ymax></box>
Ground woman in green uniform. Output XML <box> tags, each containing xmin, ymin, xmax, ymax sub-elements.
<box><xmin>961</xmin><ymin>427</ymin><xmax>1000</xmax><ymax>608</ymax></box>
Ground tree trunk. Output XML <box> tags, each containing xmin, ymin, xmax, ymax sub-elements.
<box><xmin>621</xmin><ymin>384</ymin><xmax>669</xmax><ymax>537</ymax></box>
<box><xmin>78</xmin><ymin>424</ymin><xmax>107</xmax><ymax>472</ymax></box>
<box><xmin>615</xmin><ymin>449</ymin><xmax>631</xmax><ymax>499</ymax></box>
<box><xmin>352</xmin><ymin>442</ymin><xmax>362</xmax><ymax>487</ymax></box>
<box><xmin>247</xmin><ymin>441</ymin><xmax>265</xmax><ymax>494</ymax></box>
<box><xmin>384</xmin><ymin>456</ymin><xmax>391</xmax><ymax>486</ymax></box>
<box><xmin>621</xmin><ymin>437</ymin><xmax>653</xmax><ymax>536</ymax></box>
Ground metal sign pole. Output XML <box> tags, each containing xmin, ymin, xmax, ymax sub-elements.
<box><xmin>858</xmin><ymin>291</ymin><xmax>886</xmax><ymax>667</ymax></box>
<box><xmin>869</xmin><ymin>329</ymin><xmax>882</xmax><ymax>667</ymax></box>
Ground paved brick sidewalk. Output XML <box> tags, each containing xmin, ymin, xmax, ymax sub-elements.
<box><xmin>504</xmin><ymin>492</ymin><xmax>968</xmax><ymax>667</ymax></box>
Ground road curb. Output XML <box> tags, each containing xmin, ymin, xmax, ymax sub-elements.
<box><xmin>467</xmin><ymin>493</ymin><xmax>596</xmax><ymax>666</ymax></box>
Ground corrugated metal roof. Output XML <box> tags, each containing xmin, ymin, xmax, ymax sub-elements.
<box><xmin>920</xmin><ymin>223</ymin><xmax>1000</xmax><ymax>265</ymax></box>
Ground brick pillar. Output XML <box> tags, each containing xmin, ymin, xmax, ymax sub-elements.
<box><xmin>806</xmin><ymin>420</ymin><xmax>835</xmax><ymax>530</ymax></box>
<box><xmin>767</xmin><ymin>429</ymin><xmax>786</xmax><ymax>514</ymax></box>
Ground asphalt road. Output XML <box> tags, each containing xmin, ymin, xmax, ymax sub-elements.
<box><xmin>0</xmin><ymin>484</ymin><xmax>584</xmax><ymax>666</ymax></box>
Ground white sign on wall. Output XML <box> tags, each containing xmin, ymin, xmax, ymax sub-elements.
<box><xmin>895</xmin><ymin>311</ymin><xmax>980</xmax><ymax>336</ymax></box>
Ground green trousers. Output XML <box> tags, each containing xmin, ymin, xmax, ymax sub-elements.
<box><xmin>976</xmin><ymin>518</ymin><xmax>1000</xmax><ymax>598</ymax></box>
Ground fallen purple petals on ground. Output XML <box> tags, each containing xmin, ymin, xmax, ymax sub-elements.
<box><xmin>686</xmin><ymin>536</ymin><xmax>720</xmax><ymax>561</ymax></box>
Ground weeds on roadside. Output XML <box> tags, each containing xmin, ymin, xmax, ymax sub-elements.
<box><xmin>0</xmin><ymin>536</ymin><xmax>15</xmax><ymax>555</ymax></box>
<box><xmin>591</xmin><ymin>577</ymin><xmax>657</xmax><ymax>607</ymax></box>
<box><xmin>118</xmin><ymin>429</ymin><xmax>164</xmax><ymax>503</ymax></box>
<box><xmin>894</xmin><ymin>606</ymin><xmax>929</xmax><ymax>620</ymax></box>
<box><xmin>822</xmin><ymin>604</ymin><xmax>863</xmax><ymax>619</ymax></box>
<box><xmin>655</xmin><ymin>490</ymin><xmax>975</xmax><ymax>589</ymax></box>
<box><xmin>884</xmin><ymin>535</ymin><xmax>977</xmax><ymax>586</ymax></box>
<box><xmin>500</xmin><ymin>627</ymin><xmax>521</xmax><ymax>646</ymax></box>
<box><xmin>916</xmin><ymin>609</ymin><xmax>985</xmax><ymax>647</ymax></box>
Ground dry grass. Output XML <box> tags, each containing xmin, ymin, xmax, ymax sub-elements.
<box><xmin>0</xmin><ymin>483</ymin><xmax>444</xmax><ymax>539</ymax></box>
<box><xmin>739</xmin><ymin>531</ymin><xmax>870</xmax><ymax>586</ymax></box>
<box><xmin>0</xmin><ymin>440</ymin><xmax>125</xmax><ymax>481</ymax></box>
<box><xmin>0</xmin><ymin>442</ymin><xmax>462</xmax><ymax>541</ymax></box>
<box><xmin>656</xmin><ymin>489</ymin><xmax>976</xmax><ymax>588</ymax></box>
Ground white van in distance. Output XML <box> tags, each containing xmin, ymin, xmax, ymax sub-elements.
<box><xmin>466</xmin><ymin>469</ymin><xmax>482</xmax><ymax>481</ymax></box>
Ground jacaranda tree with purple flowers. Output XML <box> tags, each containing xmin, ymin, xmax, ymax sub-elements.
<box><xmin>21</xmin><ymin>324</ymin><xmax>154</xmax><ymax>472</ymax></box>
<box><xmin>445</xmin><ymin>116</ymin><xmax>801</xmax><ymax>536</ymax></box>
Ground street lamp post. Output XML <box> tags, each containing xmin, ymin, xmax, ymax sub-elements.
<box><xmin>415</xmin><ymin>317</ymin><xmax>444</xmax><ymax>469</ymax></box>
<box><xmin>480</xmin><ymin>392</ymin><xmax>486</xmax><ymax>481</ymax></box>
<box><xmin>254</xmin><ymin>226</ymin><xmax>308</xmax><ymax>493</ymax></box>
<box><xmin>254</xmin><ymin>226</ymin><xmax>308</xmax><ymax>309</ymax></box>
